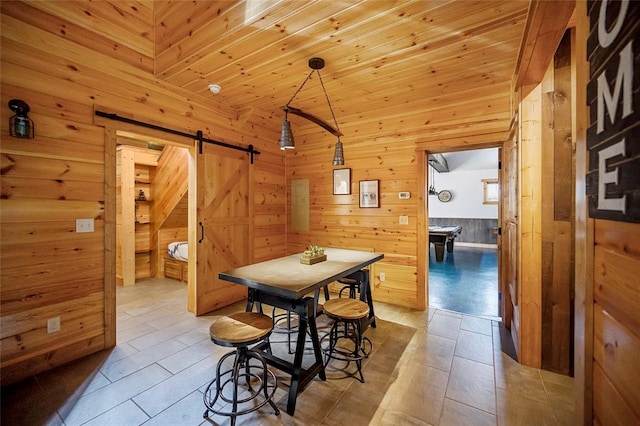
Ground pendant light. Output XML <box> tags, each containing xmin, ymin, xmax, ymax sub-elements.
<box><xmin>280</xmin><ymin>109</ymin><xmax>294</xmax><ymax>150</ymax></box>
<box><xmin>281</xmin><ymin>58</ymin><xmax>344</xmax><ymax>165</ymax></box>
<box><xmin>428</xmin><ymin>165</ymin><xmax>439</xmax><ymax>195</ymax></box>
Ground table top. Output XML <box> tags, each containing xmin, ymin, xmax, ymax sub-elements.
<box><xmin>428</xmin><ymin>225</ymin><xmax>462</xmax><ymax>234</ymax></box>
<box><xmin>219</xmin><ymin>248</ymin><xmax>384</xmax><ymax>300</ymax></box>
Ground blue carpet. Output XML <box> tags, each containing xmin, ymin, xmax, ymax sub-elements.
<box><xmin>428</xmin><ymin>246</ymin><xmax>499</xmax><ymax>317</ymax></box>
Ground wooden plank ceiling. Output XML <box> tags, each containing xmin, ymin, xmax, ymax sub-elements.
<box><xmin>154</xmin><ymin>0</ymin><xmax>529</xmax><ymax>144</ymax></box>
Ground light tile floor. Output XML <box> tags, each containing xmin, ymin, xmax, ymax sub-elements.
<box><xmin>1</xmin><ymin>278</ymin><xmax>575</xmax><ymax>425</ymax></box>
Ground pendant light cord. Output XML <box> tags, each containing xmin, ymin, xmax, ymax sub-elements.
<box><xmin>285</xmin><ymin>70</ymin><xmax>314</xmax><ymax>107</ymax></box>
<box><xmin>317</xmin><ymin>71</ymin><xmax>341</xmax><ymax>138</ymax></box>
<box><xmin>285</xmin><ymin>69</ymin><xmax>342</xmax><ymax>139</ymax></box>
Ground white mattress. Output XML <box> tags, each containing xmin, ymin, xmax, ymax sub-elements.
<box><xmin>167</xmin><ymin>241</ymin><xmax>188</xmax><ymax>261</ymax></box>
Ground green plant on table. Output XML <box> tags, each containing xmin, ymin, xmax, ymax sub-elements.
<box><xmin>303</xmin><ymin>245</ymin><xmax>325</xmax><ymax>258</ymax></box>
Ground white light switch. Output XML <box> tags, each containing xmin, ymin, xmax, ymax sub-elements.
<box><xmin>76</xmin><ymin>218</ymin><xmax>94</xmax><ymax>233</ymax></box>
<box><xmin>399</xmin><ymin>215</ymin><xmax>409</xmax><ymax>225</ymax></box>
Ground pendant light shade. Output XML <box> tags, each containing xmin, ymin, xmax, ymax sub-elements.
<box><xmin>332</xmin><ymin>140</ymin><xmax>344</xmax><ymax>166</ymax></box>
<box><xmin>280</xmin><ymin>114</ymin><xmax>294</xmax><ymax>150</ymax></box>
<box><xmin>281</xmin><ymin>58</ymin><xmax>345</xmax><ymax>164</ymax></box>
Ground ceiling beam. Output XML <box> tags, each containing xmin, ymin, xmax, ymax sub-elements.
<box><xmin>512</xmin><ymin>0</ymin><xmax>575</xmax><ymax>90</ymax></box>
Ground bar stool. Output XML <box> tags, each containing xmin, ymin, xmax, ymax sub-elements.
<box><xmin>320</xmin><ymin>298</ymin><xmax>372</xmax><ymax>383</ymax></box>
<box><xmin>203</xmin><ymin>312</ymin><xmax>280</xmax><ymax>425</ymax></box>
<box><xmin>336</xmin><ymin>269</ymin><xmax>376</xmax><ymax>328</ymax></box>
<box><xmin>271</xmin><ymin>286</ymin><xmax>329</xmax><ymax>354</ymax></box>
<box><xmin>271</xmin><ymin>308</ymin><xmax>298</xmax><ymax>354</ymax></box>
<box><xmin>336</xmin><ymin>276</ymin><xmax>359</xmax><ymax>299</ymax></box>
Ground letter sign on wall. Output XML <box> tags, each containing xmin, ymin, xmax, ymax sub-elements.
<box><xmin>586</xmin><ymin>0</ymin><xmax>639</xmax><ymax>222</ymax></box>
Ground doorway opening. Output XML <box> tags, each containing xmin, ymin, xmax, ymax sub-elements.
<box><xmin>112</xmin><ymin>131</ymin><xmax>194</xmax><ymax>322</ymax></box>
<box><xmin>426</xmin><ymin>148</ymin><xmax>500</xmax><ymax>319</ymax></box>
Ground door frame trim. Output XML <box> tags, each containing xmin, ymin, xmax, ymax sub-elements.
<box><xmin>417</xmin><ymin>145</ymin><xmax>503</xmax><ymax>314</ymax></box>
<box><xmin>102</xmin><ymin>122</ymin><xmax>198</xmax><ymax>347</ymax></box>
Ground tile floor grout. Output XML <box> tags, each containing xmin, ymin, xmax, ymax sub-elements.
<box><xmin>1</xmin><ymin>277</ymin><xmax>575</xmax><ymax>425</ymax></box>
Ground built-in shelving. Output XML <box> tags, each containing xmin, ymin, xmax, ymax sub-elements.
<box><xmin>116</xmin><ymin>146</ymin><xmax>160</xmax><ymax>286</ymax></box>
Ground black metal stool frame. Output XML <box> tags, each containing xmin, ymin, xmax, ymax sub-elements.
<box><xmin>246</xmin><ymin>290</ymin><xmax>326</xmax><ymax>415</ymax></box>
<box><xmin>321</xmin><ymin>313</ymin><xmax>372</xmax><ymax>383</ymax></box>
<box><xmin>203</xmin><ymin>322</ymin><xmax>279</xmax><ymax>425</ymax></box>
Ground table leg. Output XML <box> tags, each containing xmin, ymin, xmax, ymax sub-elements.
<box><xmin>245</xmin><ymin>291</ymin><xmax>327</xmax><ymax>416</ymax></box>
<box><xmin>433</xmin><ymin>242</ymin><xmax>445</xmax><ymax>261</ymax></box>
<box><xmin>307</xmin><ymin>304</ymin><xmax>326</xmax><ymax>380</ymax></box>
<box><xmin>287</xmin><ymin>310</ymin><xmax>308</xmax><ymax>414</ymax></box>
<box><xmin>358</xmin><ymin>270</ymin><xmax>377</xmax><ymax>328</ymax></box>
<box><xmin>446</xmin><ymin>238</ymin><xmax>455</xmax><ymax>252</ymax></box>
<box><xmin>286</xmin><ymin>297</ymin><xmax>325</xmax><ymax>415</ymax></box>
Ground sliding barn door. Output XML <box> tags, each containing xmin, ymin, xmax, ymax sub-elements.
<box><xmin>195</xmin><ymin>143</ymin><xmax>254</xmax><ymax>315</ymax></box>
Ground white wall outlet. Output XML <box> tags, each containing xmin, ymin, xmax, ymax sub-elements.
<box><xmin>398</xmin><ymin>191</ymin><xmax>411</xmax><ymax>199</ymax></box>
<box><xmin>399</xmin><ymin>215</ymin><xmax>409</xmax><ymax>225</ymax></box>
<box><xmin>47</xmin><ymin>317</ymin><xmax>61</xmax><ymax>334</ymax></box>
<box><xmin>379</xmin><ymin>272</ymin><xmax>386</xmax><ymax>282</ymax></box>
<box><xmin>76</xmin><ymin>218</ymin><xmax>94</xmax><ymax>233</ymax></box>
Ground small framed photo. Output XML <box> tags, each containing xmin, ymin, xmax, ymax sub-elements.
<box><xmin>333</xmin><ymin>168</ymin><xmax>351</xmax><ymax>195</ymax></box>
<box><xmin>359</xmin><ymin>180</ymin><xmax>380</xmax><ymax>208</ymax></box>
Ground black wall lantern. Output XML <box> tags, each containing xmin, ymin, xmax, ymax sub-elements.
<box><xmin>8</xmin><ymin>99</ymin><xmax>34</xmax><ymax>139</ymax></box>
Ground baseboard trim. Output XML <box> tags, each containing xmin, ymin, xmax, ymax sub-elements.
<box><xmin>456</xmin><ymin>242</ymin><xmax>498</xmax><ymax>249</ymax></box>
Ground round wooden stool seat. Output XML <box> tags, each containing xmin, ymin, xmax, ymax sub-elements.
<box><xmin>323</xmin><ymin>298</ymin><xmax>369</xmax><ymax>321</ymax></box>
<box><xmin>209</xmin><ymin>312</ymin><xmax>273</xmax><ymax>347</ymax></box>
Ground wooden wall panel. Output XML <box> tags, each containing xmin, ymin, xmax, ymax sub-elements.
<box><xmin>593</xmin><ymin>307</ymin><xmax>640</xmax><ymax>420</ymax></box>
<box><xmin>518</xmin><ymin>83</ymin><xmax>543</xmax><ymax>368</ymax></box>
<box><xmin>372</xmin><ymin>257</ymin><xmax>418</xmax><ymax>308</ymax></box>
<box><xmin>286</xmin><ymin>101</ymin><xmax>510</xmax><ymax>309</ymax></box>
<box><xmin>593</xmin><ymin>362</ymin><xmax>638</xmax><ymax>426</ymax></box>
<box><xmin>152</xmin><ymin>145</ymin><xmax>189</xmax><ymax>232</ymax></box>
<box><xmin>25</xmin><ymin>1</ymin><xmax>154</xmax><ymax>60</ymax></box>
<box><xmin>0</xmin><ymin>1</ymin><xmax>285</xmax><ymax>384</ymax></box>
<box><xmin>1</xmin><ymin>292</ymin><xmax>105</xmax><ymax>366</ymax></box>
<box><xmin>593</xmin><ymin>242</ymin><xmax>640</xmax><ymax>340</ymax></box>
<box><xmin>540</xmin><ymin>32</ymin><xmax>574</xmax><ymax>375</ymax></box>
<box><xmin>578</xmin><ymin>1</ymin><xmax>640</xmax><ymax>422</ymax></box>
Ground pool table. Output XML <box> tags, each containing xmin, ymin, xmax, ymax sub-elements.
<box><xmin>429</xmin><ymin>225</ymin><xmax>462</xmax><ymax>261</ymax></box>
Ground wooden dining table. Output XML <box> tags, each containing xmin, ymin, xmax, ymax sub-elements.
<box><xmin>218</xmin><ymin>248</ymin><xmax>384</xmax><ymax>415</ymax></box>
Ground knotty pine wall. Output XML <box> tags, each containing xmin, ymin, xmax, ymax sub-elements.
<box><xmin>515</xmin><ymin>33</ymin><xmax>575</xmax><ymax>373</ymax></box>
<box><xmin>0</xmin><ymin>0</ymin><xmax>595</xmax><ymax>393</ymax></box>
<box><xmin>0</xmin><ymin>1</ymin><xmax>285</xmax><ymax>385</ymax></box>
<box><xmin>581</xmin><ymin>2</ymin><xmax>640</xmax><ymax>423</ymax></box>
<box><xmin>540</xmin><ymin>32</ymin><xmax>574</xmax><ymax>376</ymax></box>
<box><xmin>285</xmin><ymin>91</ymin><xmax>513</xmax><ymax>310</ymax></box>
<box><xmin>572</xmin><ymin>2</ymin><xmax>640</xmax><ymax>423</ymax></box>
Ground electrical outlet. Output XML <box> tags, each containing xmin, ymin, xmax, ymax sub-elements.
<box><xmin>47</xmin><ymin>317</ymin><xmax>61</xmax><ymax>334</ymax></box>
<box><xmin>76</xmin><ymin>218</ymin><xmax>94</xmax><ymax>233</ymax></box>
<box><xmin>379</xmin><ymin>272</ymin><xmax>386</xmax><ymax>282</ymax></box>
<box><xmin>399</xmin><ymin>215</ymin><xmax>409</xmax><ymax>225</ymax></box>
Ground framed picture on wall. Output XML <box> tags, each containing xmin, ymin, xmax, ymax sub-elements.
<box><xmin>333</xmin><ymin>168</ymin><xmax>351</xmax><ymax>195</ymax></box>
<box><xmin>359</xmin><ymin>180</ymin><xmax>380</xmax><ymax>208</ymax></box>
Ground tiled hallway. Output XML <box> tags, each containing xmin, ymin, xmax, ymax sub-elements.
<box><xmin>1</xmin><ymin>278</ymin><xmax>574</xmax><ymax>425</ymax></box>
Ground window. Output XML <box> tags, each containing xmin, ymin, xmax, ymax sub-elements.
<box><xmin>482</xmin><ymin>179</ymin><xmax>499</xmax><ymax>204</ymax></box>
